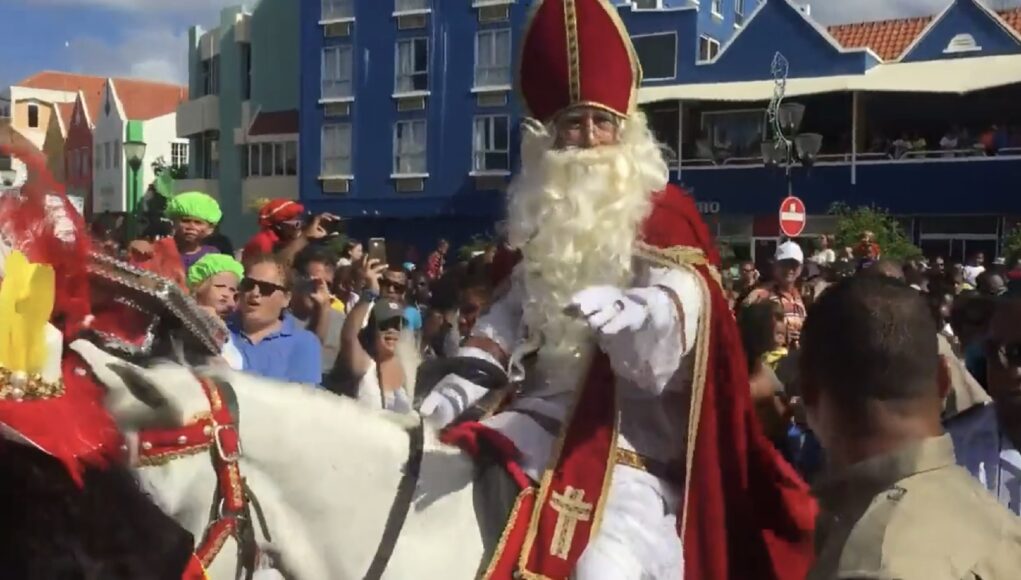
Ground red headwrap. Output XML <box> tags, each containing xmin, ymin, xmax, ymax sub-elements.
<box><xmin>258</xmin><ymin>199</ymin><xmax>304</xmax><ymax>229</ymax></box>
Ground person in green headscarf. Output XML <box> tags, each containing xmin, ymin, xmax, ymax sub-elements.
<box><xmin>165</xmin><ymin>191</ymin><xmax>223</xmax><ymax>271</ymax></box>
<box><xmin>187</xmin><ymin>253</ymin><xmax>244</xmax><ymax>319</ymax></box>
<box><xmin>187</xmin><ymin>253</ymin><xmax>245</xmax><ymax>370</ymax></box>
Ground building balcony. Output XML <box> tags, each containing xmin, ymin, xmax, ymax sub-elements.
<box><xmin>175</xmin><ymin>178</ymin><xmax>220</xmax><ymax>200</ymax></box>
<box><xmin>241</xmin><ymin>175</ymin><xmax>298</xmax><ymax>212</ymax></box>
<box><xmin>676</xmin><ymin>150</ymin><xmax>1021</xmax><ymax>217</ymax></box>
<box><xmin>177</xmin><ymin>95</ymin><xmax>220</xmax><ymax>137</ymax></box>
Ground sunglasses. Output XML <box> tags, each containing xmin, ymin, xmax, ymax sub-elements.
<box><xmin>239</xmin><ymin>277</ymin><xmax>288</xmax><ymax>295</ymax></box>
<box><xmin>377</xmin><ymin>317</ymin><xmax>404</xmax><ymax>333</ymax></box>
<box><xmin>380</xmin><ymin>279</ymin><xmax>407</xmax><ymax>293</ymax></box>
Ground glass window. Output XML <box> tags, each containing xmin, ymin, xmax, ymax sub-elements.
<box><xmin>114</xmin><ymin>141</ymin><xmax>121</xmax><ymax>169</ymax></box>
<box><xmin>104</xmin><ymin>143</ymin><xmax>111</xmax><ymax>169</ymax></box>
<box><xmin>472</xmin><ymin>116</ymin><xmax>509</xmax><ymax>172</ymax></box>
<box><xmin>286</xmin><ymin>141</ymin><xmax>298</xmax><ymax>176</ymax></box>
<box><xmin>321</xmin><ymin>0</ymin><xmax>353</xmax><ymax>20</ymax></box>
<box><xmin>394</xmin><ymin>120</ymin><xmax>427</xmax><ymax>175</ymax></box>
<box><xmin>95</xmin><ymin>145</ymin><xmax>101</xmax><ymax>169</ymax></box>
<box><xmin>27</xmin><ymin>104</ymin><xmax>39</xmax><ymax>128</ymax></box>
<box><xmin>698</xmin><ymin>35</ymin><xmax>720</xmax><ymax>62</ymax></box>
<box><xmin>632</xmin><ymin>34</ymin><xmax>676</xmax><ymax>81</ymax></box>
<box><xmin>322</xmin><ymin>46</ymin><xmax>354</xmax><ymax>99</ymax></box>
<box><xmin>274</xmin><ymin>143</ymin><xmax>286</xmax><ymax>176</ymax></box>
<box><xmin>701</xmin><ymin>109</ymin><xmax>766</xmax><ymax>159</ymax></box>
<box><xmin>735</xmin><ymin>0</ymin><xmax>746</xmax><ymax>25</ymax></box>
<box><xmin>395</xmin><ymin>38</ymin><xmax>429</xmax><ymax>93</ymax></box>
<box><xmin>260</xmin><ymin>143</ymin><xmax>273</xmax><ymax>177</ymax></box>
<box><xmin>322</xmin><ymin>124</ymin><xmax>352</xmax><ymax>176</ymax></box>
<box><xmin>633</xmin><ymin>0</ymin><xmax>661</xmax><ymax>8</ymax></box>
<box><xmin>395</xmin><ymin>0</ymin><xmax>429</xmax><ymax>13</ymax></box>
<box><xmin>475</xmin><ymin>29</ymin><xmax>511</xmax><ymax>88</ymax></box>
<box><xmin>711</xmin><ymin>0</ymin><xmax>723</xmax><ymax>15</ymax></box>
<box><xmin>171</xmin><ymin>142</ymin><xmax>189</xmax><ymax>168</ymax></box>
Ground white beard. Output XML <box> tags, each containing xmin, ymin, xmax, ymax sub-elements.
<box><xmin>507</xmin><ymin>113</ymin><xmax>669</xmax><ymax>360</ymax></box>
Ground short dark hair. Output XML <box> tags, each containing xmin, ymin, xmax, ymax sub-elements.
<box><xmin>800</xmin><ymin>276</ymin><xmax>938</xmax><ymax>406</ymax></box>
<box><xmin>295</xmin><ymin>246</ymin><xmax>337</xmax><ymax>274</ymax></box>
<box><xmin>737</xmin><ymin>302</ymin><xmax>781</xmax><ymax>373</ymax></box>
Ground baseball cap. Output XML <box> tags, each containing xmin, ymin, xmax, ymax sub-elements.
<box><xmin>775</xmin><ymin>241</ymin><xmax>804</xmax><ymax>264</ymax></box>
<box><xmin>371</xmin><ymin>300</ymin><xmax>405</xmax><ymax>326</ymax></box>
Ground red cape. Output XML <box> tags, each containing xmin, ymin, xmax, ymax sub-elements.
<box><xmin>479</xmin><ymin>184</ymin><xmax>816</xmax><ymax>579</ymax></box>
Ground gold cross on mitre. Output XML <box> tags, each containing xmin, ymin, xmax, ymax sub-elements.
<box><xmin>0</xmin><ymin>250</ymin><xmax>62</xmax><ymax>401</ymax></box>
<box><xmin>548</xmin><ymin>486</ymin><xmax>594</xmax><ymax>560</ymax></box>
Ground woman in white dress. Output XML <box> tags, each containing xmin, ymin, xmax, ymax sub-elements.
<box><xmin>187</xmin><ymin>253</ymin><xmax>245</xmax><ymax>370</ymax></box>
<box><xmin>336</xmin><ymin>261</ymin><xmax>418</xmax><ymax>413</ymax></box>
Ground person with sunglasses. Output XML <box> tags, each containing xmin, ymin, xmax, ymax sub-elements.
<box><xmin>227</xmin><ymin>255</ymin><xmax>322</xmax><ymax>386</ymax></box>
<box><xmin>334</xmin><ymin>259</ymin><xmax>418</xmax><ymax>412</ymax></box>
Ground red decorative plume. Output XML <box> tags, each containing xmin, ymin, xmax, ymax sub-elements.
<box><xmin>0</xmin><ymin>144</ymin><xmax>121</xmax><ymax>485</ymax></box>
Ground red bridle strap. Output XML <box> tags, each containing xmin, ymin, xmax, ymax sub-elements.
<box><xmin>137</xmin><ymin>375</ymin><xmax>248</xmax><ymax>570</ymax></box>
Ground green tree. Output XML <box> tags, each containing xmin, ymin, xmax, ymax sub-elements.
<box><xmin>829</xmin><ymin>202</ymin><xmax>921</xmax><ymax>260</ymax></box>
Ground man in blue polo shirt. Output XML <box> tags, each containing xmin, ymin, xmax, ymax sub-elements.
<box><xmin>228</xmin><ymin>256</ymin><xmax>322</xmax><ymax>385</ymax></box>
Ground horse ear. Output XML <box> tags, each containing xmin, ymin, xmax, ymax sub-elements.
<box><xmin>69</xmin><ymin>340</ymin><xmax>171</xmax><ymax>428</ymax></box>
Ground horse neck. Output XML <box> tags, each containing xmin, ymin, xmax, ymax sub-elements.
<box><xmin>230</xmin><ymin>374</ymin><xmax>413</xmax><ymax>504</ymax></box>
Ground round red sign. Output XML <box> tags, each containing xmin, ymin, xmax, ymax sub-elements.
<box><xmin>779</xmin><ymin>196</ymin><xmax>807</xmax><ymax>238</ymax></box>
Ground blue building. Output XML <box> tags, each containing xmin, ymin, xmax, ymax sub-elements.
<box><xmin>298</xmin><ymin>0</ymin><xmax>756</xmax><ymax>255</ymax></box>
<box><xmin>300</xmin><ymin>0</ymin><xmax>1021</xmax><ymax>265</ymax></box>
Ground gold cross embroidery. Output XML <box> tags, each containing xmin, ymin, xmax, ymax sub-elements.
<box><xmin>548</xmin><ymin>486</ymin><xmax>593</xmax><ymax>560</ymax></box>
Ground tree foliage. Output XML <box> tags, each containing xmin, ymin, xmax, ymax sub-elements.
<box><xmin>829</xmin><ymin>202</ymin><xmax>922</xmax><ymax>260</ymax></box>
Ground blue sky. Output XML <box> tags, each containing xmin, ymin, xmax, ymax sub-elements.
<box><xmin>1</xmin><ymin>0</ymin><xmax>1019</xmax><ymax>90</ymax></box>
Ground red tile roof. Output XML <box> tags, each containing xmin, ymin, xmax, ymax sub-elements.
<box><xmin>54</xmin><ymin>102</ymin><xmax>75</xmax><ymax>133</ymax></box>
<box><xmin>827</xmin><ymin>8</ymin><xmax>1021</xmax><ymax>62</ymax></box>
<box><xmin>827</xmin><ymin>16</ymin><xmax>934</xmax><ymax>61</ymax></box>
<box><xmin>111</xmin><ymin>78</ymin><xmax>187</xmax><ymax>121</ymax></box>
<box><xmin>14</xmin><ymin>71</ymin><xmax>186</xmax><ymax>122</ymax></box>
<box><xmin>249</xmin><ymin>110</ymin><xmax>300</xmax><ymax>136</ymax></box>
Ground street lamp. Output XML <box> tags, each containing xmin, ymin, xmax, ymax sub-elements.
<box><xmin>124</xmin><ymin>139</ymin><xmax>147</xmax><ymax>240</ymax></box>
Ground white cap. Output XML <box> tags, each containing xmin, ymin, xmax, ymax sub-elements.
<box><xmin>775</xmin><ymin>241</ymin><xmax>804</xmax><ymax>264</ymax></box>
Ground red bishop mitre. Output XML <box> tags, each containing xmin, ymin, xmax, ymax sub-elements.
<box><xmin>520</xmin><ymin>0</ymin><xmax>641</xmax><ymax>122</ymax></box>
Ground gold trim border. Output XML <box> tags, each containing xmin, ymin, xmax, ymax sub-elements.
<box><xmin>481</xmin><ymin>488</ymin><xmax>536</xmax><ymax>580</ymax></box>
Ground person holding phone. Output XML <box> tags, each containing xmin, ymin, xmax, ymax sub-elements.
<box><xmin>333</xmin><ymin>258</ymin><xmax>419</xmax><ymax>413</ymax></box>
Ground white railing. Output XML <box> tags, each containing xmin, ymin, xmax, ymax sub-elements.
<box><xmin>679</xmin><ymin>148</ymin><xmax>1021</xmax><ymax>169</ymax></box>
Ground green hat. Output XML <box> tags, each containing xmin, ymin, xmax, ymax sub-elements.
<box><xmin>166</xmin><ymin>191</ymin><xmax>223</xmax><ymax>225</ymax></box>
<box><xmin>187</xmin><ymin>254</ymin><xmax>244</xmax><ymax>289</ymax></box>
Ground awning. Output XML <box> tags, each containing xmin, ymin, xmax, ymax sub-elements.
<box><xmin>638</xmin><ymin>54</ymin><xmax>1021</xmax><ymax>103</ymax></box>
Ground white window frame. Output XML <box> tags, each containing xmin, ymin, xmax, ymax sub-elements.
<box><xmin>171</xmin><ymin>142</ymin><xmax>189</xmax><ymax>168</ymax></box>
<box><xmin>393</xmin><ymin>120</ymin><xmax>428</xmax><ymax>177</ymax></box>
<box><xmin>394</xmin><ymin>0</ymin><xmax>430</xmax><ymax>15</ymax></box>
<box><xmin>711</xmin><ymin>0</ymin><xmax>724</xmax><ymax>17</ymax></box>
<box><xmin>321</xmin><ymin>45</ymin><xmax>354</xmax><ymax>101</ymax></box>
<box><xmin>735</xmin><ymin>0</ymin><xmax>745</xmax><ymax>16</ymax></box>
<box><xmin>698</xmin><ymin>35</ymin><xmax>720</xmax><ymax>63</ymax></box>
<box><xmin>472</xmin><ymin>115</ymin><xmax>510</xmax><ymax>175</ymax></box>
<box><xmin>321</xmin><ymin>0</ymin><xmax>354</xmax><ymax>23</ymax></box>
<box><xmin>321</xmin><ymin>124</ymin><xmax>352</xmax><ymax>178</ymax></box>
<box><xmin>247</xmin><ymin>141</ymin><xmax>299</xmax><ymax>178</ymax></box>
<box><xmin>474</xmin><ymin>29</ymin><xmax>512</xmax><ymax>89</ymax></box>
<box><xmin>395</xmin><ymin>38</ymin><xmax>430</xmax><ymax>95</ymax></box>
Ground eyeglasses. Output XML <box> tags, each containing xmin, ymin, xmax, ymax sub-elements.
<box><xmin>380</xmin><ymin>279</ymin><xmax>407</xmax><ymax>293</ymax></box>
<box><xmin>239</xmin><ymin>277</ymin><xmax>288</xmax><ymax>295</ymax></box>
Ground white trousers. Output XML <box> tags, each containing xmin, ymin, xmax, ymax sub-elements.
<box><xmin>574</xmin><ymin>465</ymin><xmax>684</xmax><ymax>580</ymax></box>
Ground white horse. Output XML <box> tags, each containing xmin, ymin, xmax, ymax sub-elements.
<box><xmin>70</xmin><ymin>340</ymin><xmax>490</xmax><ymax>580</ymax></box>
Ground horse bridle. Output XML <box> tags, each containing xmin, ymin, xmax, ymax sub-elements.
<box><xmin>133</xmin><ymin>374</ymin><xmax>271</xmax><ymax>579</ymax></box>
<box><xmin>133</xmin><ymin>372</ymin><xmax>426</xmax><ymax>580</ymax></box>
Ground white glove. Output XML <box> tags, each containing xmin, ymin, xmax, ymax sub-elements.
<box><xmin>570</xmin><ymin>286</ymin><xmax>649</xmax><ymax>336</ymax></box>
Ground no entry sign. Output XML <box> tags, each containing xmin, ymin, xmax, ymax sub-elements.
<box><xmin>779</xmin><ymin>196</ymin><xmax>807</xmax><ymax>238</ymax></box>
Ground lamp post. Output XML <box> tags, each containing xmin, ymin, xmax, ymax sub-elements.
<box><xmin>124</xmin><ymin>139</ymin><xmax>147</xmax><ymax>240</ymax></box>
<box><xmin>762</xmin><ymin>53</ymin><xmax>822</xmax><ymax>239</ymax></box>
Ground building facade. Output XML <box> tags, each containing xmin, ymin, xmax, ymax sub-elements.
<box><xmin>297</xmin><ymin>0</ymin><xmax>756</xmax><ymax>252</ymax></box>
<box><xmin>91</xmin><ymin>78</ymin><xmax>187</xmax><ymax>214</ymax></box>
<box><xmin>178</xmin><ymin>0</ymin><xmax>301</xmax><ymax>243</ymax></box>
<box><xmin>628</xmin><ymin>0</ymin><xmax>1021</xmax><ymax>264</ymax></box>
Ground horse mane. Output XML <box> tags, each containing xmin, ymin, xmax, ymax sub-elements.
<box><xmin>0</xmin><ymin>443</ymin><xmax>195</xmax><ymax>580</ymax></box>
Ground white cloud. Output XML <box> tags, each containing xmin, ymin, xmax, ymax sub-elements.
<box><xmin>65</xmin><ymin>24</ymin><xmax>189</xmax><ymax>84</ymax></box>
<box><xmin>804</xmin><ymin>0</ymin><xmax>1021</xmax><ymax>25</ymax></box>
